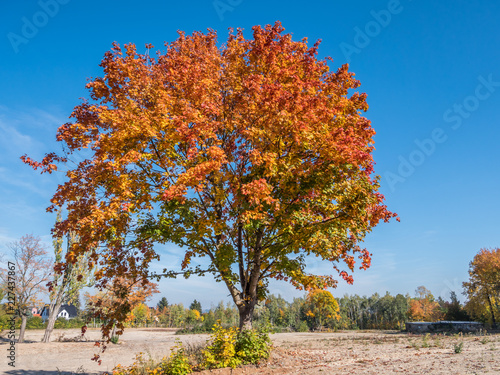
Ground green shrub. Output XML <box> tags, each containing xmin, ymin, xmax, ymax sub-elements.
<box><xmin>26</xmin><ymin>316</ymin><xmax>45</xmax><ymax>329</ymax></box>
<box><xmin>235</xmin><ymin>328</ymin><xmax>271</xmax><ymax>364</ymax></box>
<box><xmin>0</xmin><ymin>314</ymin><xmax>12</xmax><ymax>331</ymax></box>
<box><xmin>110</xmin><ymin>335</ymin><xmax>119</xmax><ymax>344</ymax></box>
<box><xmin>54</xmin><ymin>317</ymin><xmax>68</xmax><ymax>329</ymax></box>
<box><xmin>454</xmin><ymin>342</ymin><xmax>464</xmax><ymax>354</ymax></box>
<box><xmin>53</xmin><ymin>317</ymin><xmax>86</xmax><ymax>329</ymax></box>
<box><xmin>296</xmin><ymin>321</ymin><xmax>310</xmax><ymax>332</ymax></box>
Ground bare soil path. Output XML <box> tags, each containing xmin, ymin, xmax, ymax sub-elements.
<box><xmin>1</xmin><ymin>328</ymin><xmax>499</xmax><ymax>374</ymax></box>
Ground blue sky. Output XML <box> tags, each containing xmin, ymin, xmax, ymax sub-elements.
<box><xmin>1</xmin><ymin>0</ymin><xmax>499</xmax><ymax>309</ymax></box>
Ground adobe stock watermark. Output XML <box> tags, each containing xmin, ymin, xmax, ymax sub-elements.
<box><xmin>212</xmin><ymin>0</ymin><xmax>243</xmax><ymax>21</ymax></box>
<box><xmin>385</xmin><ymin>74</ymin><xmax>500</xmax><ymax>192</ymax></box>
<box><xmin>6</xmin><ymin>261</ymin><xmax>16</xmax><ymax>367</ymax></box>
<box><xmin>7</xmin><ymin>0</ymin><xmax>70</xmax><ymax>54</ymax></box>
<box><xmin>339</xmin><ymin>0</ymin><xmax>411</xmax><ymax>63</ymax></box>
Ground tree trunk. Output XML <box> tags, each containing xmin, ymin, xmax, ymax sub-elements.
<box><xmin>42</xmin><ymin>288</ymin><xmax>64</xmax><ymax>343</ymax></box>
<box><xmin>487</xmin><ymin>294</ymin><xmax>497</xmax><ymax>328</ymax></box>
<box><xmin>238</xmin><ymin>301</ymin><xmax>256</xmax><ymax>331</ymax></box>
<box><xmin>42</xmin><ymin>302</ymin><xmax>62</xmax><ymax>343</ymax></box>
<box><xmin>18</xmin><ymin>313</ymin><xmax>27</xmax><ymax>343</ymax></box>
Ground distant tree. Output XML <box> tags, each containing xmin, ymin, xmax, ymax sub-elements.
<box><xmin>264</xmin><ymin>294</ymin><xmax>289</xmax><ymax>327</ymax></box>
<box><xmin>186</xmin><ymin>308</ymin><xmax>202</xmax><ymax>325</ymax></box>
<box><xmin>0</xmin><ymin>235</ymin><xmax>52</xmax><ymax>342</ymax></box>
<box><xmin>168</xmin><ymin>303</ymin><xmax>187</xmax><ymax>327</ymax></box>
<box><xmin>287</xmin><ymin>296</ymin><xmax>306</xmax><ymax>330</ymax></box>
<box><xmin>42</xmin><ymin>210</ymin><xmax>93</xmax><ymax>343</ymax></box>
<box><xmin>302</xmin><ymin>289</ymin><xmax>340</xmax><ymax>330</ymax></box>
<box><xmin>189</xmin><ymin>299</ymin><xmax>202</xmax><ymax>314</ymax></box>
<box><xmin>408</xmin><ymin>286</ymin><xmax>443</xmax><ymax>322</ymax></box>
<box><xmin>463</xmin><ymin>248</ymin><xmax>500</xmax><ymax>327</ymax></box>
<box><xmin>441</xmin><ymin>291</ymin><xmax>470</xmax><ymax>321</ymax></box>
<box><xmin>157</xmin><ymin>296</ymin><xmax>169</xmax><ymax>311</ymax></box>
<box><xmin>131</xmin><ymin>303</ymin><xmax>151</xmax><ymax>326</ymax></box>
<box><xmin>393</xmin><ymin>293</ymin><xmax>410</xmax><ymax>328</ymax></box>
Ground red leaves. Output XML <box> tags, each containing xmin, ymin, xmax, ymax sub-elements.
<box><xmin>339</xmin><ymin>271</ymin><xmax>354</xmax><ymax>285</ymax></box>
<box><xmin>21</xmin><ymin>152</ymin><xmax>66</xmax><ymax>174</ymax></box>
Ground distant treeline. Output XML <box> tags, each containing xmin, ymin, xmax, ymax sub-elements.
<box><xmin>0</xmin><ymin>287</ymin><xmax>473</xmax><ymax>332</ymax></box>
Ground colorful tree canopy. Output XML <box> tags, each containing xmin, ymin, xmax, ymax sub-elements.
<box><xmin>23</xmin><ymin>21</ymin><xmax>397</xmax><ymax>330</ymax></box>
<box><xmin>463</xmin><ymin>248</ymin><xmax>500</xmax><ymax>327</ymax></box>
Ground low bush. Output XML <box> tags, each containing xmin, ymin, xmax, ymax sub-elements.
<box><xmin>54</xmin><ymin>317</ymin><xmax>86</xmax><ymax>329</ymax></box>
<box><xmin>161</xmin><ymin>340</ymin><xmax>192</xmax><ymax>375</ymax></box>
<box><xmin>202</xmin><ymin>321</ymin><xmax>272</xmax><ymax>369</ymax></box>
<box><xmin>108</xmin><ymin>321</ymin><xmax>272</xmax><ymax>374</ymax></box>
<box><xmin>26</xmin><ymin>316</ymin><xmax>45</xmax><ymax>329</ymax></box>
<box><xmin>110</xmin><ymin>342</ymin><xmax>192</xmax><ymax>375</ymax></box>
<box><xmin>235</xmin><ymin>327</ymin><xmax>271</xmax><ymax>364</ymax></box>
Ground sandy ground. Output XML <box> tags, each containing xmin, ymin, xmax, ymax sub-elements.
<box><xmin>1</xmin><ymin>328</ymin><xmax>499</xmax><ymax>374</ymax></box>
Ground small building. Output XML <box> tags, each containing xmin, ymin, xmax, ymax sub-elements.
<box><xmin>40</xmin><ymin>304</ymin><xmax>78</xmax><ymax>321</ymax></box>
<box><xmin>406</xmin><ymin>321</ymin><xmax>483</xmax><ymax>333</ymax></box>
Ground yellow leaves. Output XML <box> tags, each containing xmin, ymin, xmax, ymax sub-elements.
<box><xmin>463</xmin><ymin>248</ymin><xmax>500</xmax><ymax>324</ymax></box>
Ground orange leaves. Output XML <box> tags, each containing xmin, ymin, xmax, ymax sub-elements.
<box><xmin>162</xmin><ymin>184</ymin><xmax>187</xmax><ymax>202</ymax></box>
<box><xmin>241</xmin><ymin>178</ymin><xmax>275</xmax><ymax>206</ymax></box>
<box><xmin>22</xmin><ymin>21</ymin><xmax>397</xmax><ymax>332</ymax></box>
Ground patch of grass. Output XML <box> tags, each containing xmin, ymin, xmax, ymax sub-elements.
<box><xmin>453</xmin><ymin>342</ymin><xmax>464</xmax><ymax>354</ymax></box>
<box><xmin>421</xmin><ymin>333</ymin><xmax>430</xmax><ymax>348</ymax></box>
<box><xmin>409</xmin><ymin>340</ymin><xmax>420</xmax><ymax>350</ymax></box>
<box><xmin>480</xmin><ymin>337</ymin><xmax>489</xmax><ymax>345</ymax></box>
<box><xmin>433</xmin><ymin>335</ymin><xmax>443</xmax><ymax>348</ymax></box>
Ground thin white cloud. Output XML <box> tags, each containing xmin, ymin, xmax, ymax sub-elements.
<box><xmin>0</xmin><ymin>120</ymin><xmax>36</xmax><ymax>151</ymax></box>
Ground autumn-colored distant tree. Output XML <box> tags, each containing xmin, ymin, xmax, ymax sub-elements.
<box><xmin>42</xmin><ymin>210</ymin><xmax>94</xmax><ymax>343</ymax></box>
<box><xmin>302</xmin><ymin>289</ymin><xmax>340</xmax><ymax>330</ymax></box>
<box><xmin>22</xmin><ymin>21</ymin><xmax>397</xmax><ymax>331</ymax></box>
<box><xmin>0</xmin><ymin>235</ymin><xmax>51</xmax><ymax>342</ymax></box>
<box><xmin>463</xmin><ymin>248</ymin><xmax>500</xmax><ymax>327</ymax></box>
<box><xmin>130</xmin><ymin>302</ymin><xmax>151</xmax><ymax>326</ymax></box>
<box><xmin>407</xmin><ymin>286</ymin><xmax>443</xmax><ymax>322</ymax></box>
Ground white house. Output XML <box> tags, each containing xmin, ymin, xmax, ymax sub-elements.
<box><xmin>40</xmin><ymin>304</ymin><xmax>78</xmax><ymax>321</ymax></box>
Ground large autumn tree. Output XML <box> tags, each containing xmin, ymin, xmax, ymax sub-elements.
<box><xmin>463</xmin><ymin>248</ymin><xmax>500</xmax><ymax>327</ymax></box>
<box><xmin>23</xmin><ymin>21</ymin><xmax>397</xmax><ymax>331</ymax></box>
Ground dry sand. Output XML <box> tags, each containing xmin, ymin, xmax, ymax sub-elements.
<box><xmin>1</xmin><ymin>328</ymin><xmax>499</xmax><ymax>374</ymax></box>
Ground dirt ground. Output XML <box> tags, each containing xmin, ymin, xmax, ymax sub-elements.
<box><xmin>1</xmin><ymin>328</ymin><xmax>499</xmax><ymax>374</ymax></box>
